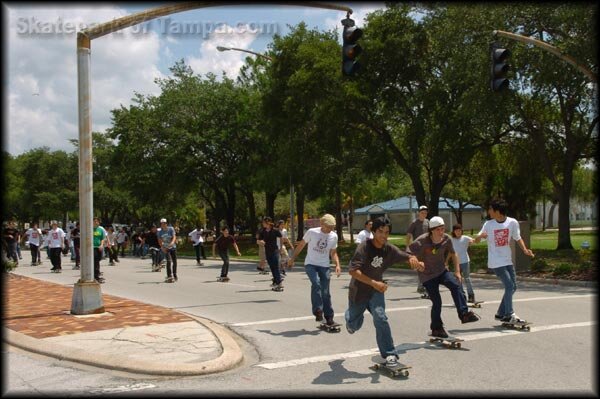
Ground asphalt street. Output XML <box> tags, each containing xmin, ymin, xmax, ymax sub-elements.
<box><xmin>4</xmin><ymin>255</ymin><xmax>597</xmax><ymax>396</ymax></box>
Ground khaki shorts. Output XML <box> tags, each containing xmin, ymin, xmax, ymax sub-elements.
<box><xmin>258</xmin><ymin>245</ymin><xmax>266</xmax><ymax>261</ymax></box>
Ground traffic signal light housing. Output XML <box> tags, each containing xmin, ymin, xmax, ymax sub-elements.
<box><xmin>490</xmin><ymin>42</ymin><xmax>511</xmax><ymax>92</ymax></box>
<box><xmin>341</xmin><ymin>17</ymin><xmax>362</xmax><ymax>76</ymax></box>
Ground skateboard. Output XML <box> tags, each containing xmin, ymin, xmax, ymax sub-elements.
<box><xmin>318</xmin><ymin>322</ymin><xmax>341</xmax><ymax>333</ymax></box>
<box><xmin>420</xmin><ymin>293</ymin><xmax>430</xmax><ymax>299</ymax></box>
<box><xmin>429</xmin><ymin>336</ymin><xmax>464</xmax><ymax>349</ymax></box>
<box><xmin>217</xmin><ymin>276</ymin><xmax>230</xmax><ymax>282</ymax></box>
<box><xmin>371</xmin><ymin>362</ymin><xmax>411</xmax><ymax>378</ymax></box>
<box><xmin>271</xmin><ymin>285</ymin><xmax>284</xmax><ymax>292</ymax></box>
<box><xmin>468</xmin><ymin>301</ymin><xmax>484</xmax><ymax>308</ymax></box>
<box><xmin>51</xmin><ymin>269</ymin><xmax>61</xmax><ymax>273</ymax></box>
<box><xmin>258</xmin><ymin>269</ymin><xmax>270</xmax><ymax>275</ymax></box>
<box><xmin>500</xmin><ymin>320</ymin><xmax>532</xmax><ymax>331</ymax></box>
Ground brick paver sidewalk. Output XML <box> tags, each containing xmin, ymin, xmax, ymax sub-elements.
<box><xmin>4</xmin><ymin>274</ymin><xmax>192</xmax><ymax>339</ymax></box>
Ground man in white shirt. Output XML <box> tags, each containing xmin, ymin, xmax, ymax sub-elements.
<box><xmin>473</xmin><ymin>199</ymin><xmax>534</xmax><ymax>324</ymax></box>
<box><xmin>188</xmin><ymin>225</ymin><xmax>205</xmax><ymax>266</ymax></box>
<box><xmin>288</xmin><ymin>214</ymin><xmax>341</xmax><ymax>327</ymax></box>
<box><xmin>24</xmin><ymin>222</ymin><xmax>42</xmax><ymax>266</ymax></box>
<box><xmin>44</xmin><ymin>220</ymin><xmax>65</xmax><ymax>273</ymax></box>
<box><xmin>354</xmin><ymin>220</ymin><xmax>373</xmax><ymax>244</ymax></box>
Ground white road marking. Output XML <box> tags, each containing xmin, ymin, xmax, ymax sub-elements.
<box><xmin>231</xmin><ymin>294</ymin><xmax>595</xmax><ymax>327</ymax></box>
<box><xmin>255</xmin><ymin>321</ymin><xmax>595</xmax><ymax>370</ymax></box>
<box><xmin>88</xmin><ymin>383</ymin><xmax>156</xmax><ymax>393</ymax></box>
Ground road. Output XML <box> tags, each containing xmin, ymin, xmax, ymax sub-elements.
<box><xmin>4</xmin><ymin>255</ymin><xmax>597</xmax><ymax>396</ymax></box>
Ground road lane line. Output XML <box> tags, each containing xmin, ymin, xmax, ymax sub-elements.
<box><xmin>255</xmin><ymin>321</ymin><xmax>595</xmax><ymax>370</ymax></box>
<box><xmin>231</xmin><ymin>294</ymin><xmax>595</xmax><ymax>326</ymax></box>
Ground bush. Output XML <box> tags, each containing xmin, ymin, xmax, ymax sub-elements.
<box><xmin>552</xmin><ymin>263</ymin><xmax>573</xmax><ymax>276</ymax></box>
<box><xmin>3</xmin><ymin>259</ymin><xmax>18</xmax><ymax>273</ymax></box>
<box><xmin>531</xmin><ymin>258</ymin><xmax>549</xmax><ymax>273</ymax></box>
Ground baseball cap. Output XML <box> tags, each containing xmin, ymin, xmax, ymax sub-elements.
<box><xmin>429</xmin><ymin>216</ymin><xmax>445</xmax><ymax>229</ymax></box>
<box><xmin>320</xmin><ymin>214</ymin><xmax>336</xmax><ymax>227</ymax></box>
<box><xmin>160</xmin><ymin>218</ymin><xmax>167</xmax><ymax>223</ymax></box>
<box><xmin>419</xmin><ymin>205</ymin><xmax>428</xmax><ymax>211</ymax></box>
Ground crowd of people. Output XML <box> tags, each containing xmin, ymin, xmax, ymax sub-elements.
<box><xmin>3</xmin><ymin>198</ymin><xmax>534</xmax><ymax>369</ymax></box>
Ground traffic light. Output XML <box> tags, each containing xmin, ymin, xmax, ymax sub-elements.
<box><xmin>490</xmin><ymin>43</ymin><xmax>511</xmax><ymax>92</ymax></box>
<box><xmin>341</xmin><ymin>17</ymin><xmax>362</xmax><ymax>76</ymax></box>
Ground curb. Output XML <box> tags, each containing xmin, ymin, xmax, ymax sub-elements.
<box><xmin>4</xmin><ymin>313</ymin><xmax>244</xmax><ymax>376</ymax></box>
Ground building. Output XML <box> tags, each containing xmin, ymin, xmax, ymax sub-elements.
<box><xmin>353</xmin><ymin>196</ymin><xmax>484</xmax><ymax>234</ymax></box>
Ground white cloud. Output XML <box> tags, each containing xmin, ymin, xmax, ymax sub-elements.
<box><xmin>186</xmin><ymin>24</ymin><xmax>260</xmax><ymax>78</ymax></box>
<box><xmin>6</xmin><ymin>5</ymin><xmax>164</xmax><ymax>155</ymax></box>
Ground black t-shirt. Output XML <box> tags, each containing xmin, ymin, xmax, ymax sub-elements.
<box><xmin>258</xmin><ymin>228</ymin><xmax>282</xmax><ymax>255</ymax></box>
<box><xmin>214</xmin><ymin>235</ymin><xmax>236</xmax><ymax>252</ymax></box>
<box><xmin>145</xmin><ymin>231</ymin><xmax>159</xmax><ymax>247</ymax></box>
<box><xmin>3</xmin><ymin>227</ymin><xmax>18</xmax><ymax>244</ymax></box>
<box><xmin>348</xmin><ymin>239</ymin><xmax>410</xmax><ymax>303</ymax></box>
<box><xmin>71</xmin><ymin>228</ymin><xmax>80</xmax><ymax>247</ymax></box>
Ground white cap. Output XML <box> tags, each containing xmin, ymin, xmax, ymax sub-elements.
<box><xmin>160</xmin><ymin>218</ymin><xmax>167</xmax><ymax>223</ymax></box>
<box><xmin>429</xmin><ymin>216</ymin><xmax>445</xmax><ymax>229</ymax></box>
<box><xmin>419</xmin><ymin>205</ymin><xmax>428</xmax><ymax>211</ymax></box>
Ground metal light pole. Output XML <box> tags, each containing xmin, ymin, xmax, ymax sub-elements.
<box><xmin>216</xmin><ymin>46</ymin><xmax>273</xmax><ymax>62</ymax></box>
<box><xmin>73</xmin><ymin>3</ymin><xmax>352</xmax><ymax>314</ymax></box>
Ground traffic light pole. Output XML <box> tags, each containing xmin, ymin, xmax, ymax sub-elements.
<box><xmin>493</xmin><ymin>30</ymin><xmax>596</xmax><ymax>84</ymax></box>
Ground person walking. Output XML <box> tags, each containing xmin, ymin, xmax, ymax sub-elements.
<box><xmin>71</xmin><ymin>222</ymin><xmax>81</xmax><ymax>270</ymax></box>
<box><xmin>188</xmin><ymin>225</ymin><xmax>206</xmax><ymax>266</ymax></box>
<box><xmin>105</xmin><ymin>226</ymin><xmax>118</xmax><ymax>265</ymax></box>
<box><xmin>92</xmin><ymin>217</ymin><xmax>106</xmax><ymax>283</ymax></box>
<box><xmin>212</xmin><ymin>226</ymin><xmax>241</xmax><ymax>281</ymax></box>
<box><xmin>354</xmin><ymin>220</ymin><xmax>373</xmax><ymax>245</ymax></box>
<box><xmin>472</xmin><ymin>199</ymin><xmax>535</xmax><ymax>324</ymax></box>
<box><xmin>406</xmin><ymin>205</ymin><xmax>430</xmax><ymax>298</ymax></box>
<box><xmin>256</xmin><ymin>227</ymin><xmax>268</xmax><ymax>273</ymax></box>
<box><xmin>288</xmin><ymin>214</ymin><xmax>341</xmax><ymax>326</ymax></box>
<box><xmin>44</xmin><ymin>221</ymin><xmax>65</xmax><ymax>273</ymax></box>
<box><xmin>145</xmin><ymin>225</ymin><xmax>162</xmax><ymax>271</ymax></box>
<box><xmin>158</xmin><ymin>218</ymin><xmax>178</xmax><ymax>283</ymax></box>
<box><xmin>345</xmin><ymin>218</ymin><xmax>424</xmax><ymax>367</ymax></box>
<box><xmin>116</xmin><ymin>227</ymin><xmax>128</xmax><ymax>257</ymax></box>
<box><xmin>257</xmin><ymin>217</ymin><xmax>284</xmax><ymax>290</ymax></box>
<box><xmin>407</xmin><ymin>216</ymin><xmax>480</xmax><ymax>338</ymax></box>
<box><xmin>450</xmin><ymin>224</ymin><xmax>477</xmax><ymax>303</ymax></box>
<box><xmin>277</xmin><ymin>220</ymin><xmax>293</xmax><ymax>276</ymax></box>
<box><xmin>3</xmin><ymin>221</ymin><xmax>20</xmax><ymax>265</ymax></box>
<box><xmin>24</xmin><ymin>222</ymin><xmax>42</xmax><ymax>266</ymax></box>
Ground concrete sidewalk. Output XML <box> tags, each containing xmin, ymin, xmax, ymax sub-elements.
<box><xmin>4</xmin><ymin>274</ymin><xmax>243</xmax><ymax>376</ymax></box>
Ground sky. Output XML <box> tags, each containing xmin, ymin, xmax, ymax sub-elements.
<box><xmin>4</xmin><ymin>2</ymin><xmax>386</xmax><ymax>156</ymax></box>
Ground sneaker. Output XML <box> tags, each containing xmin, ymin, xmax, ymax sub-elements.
<box><xmin>174</xmin><ymin>275</ymin><xmax>178</xmax><ymax>282</ymax></box>
<box><xmin>325</xmin><ymin>317</ymin><xmax>336</xmax><ymax>326</ymax></box>
<box><xmin>346</xmin><ymin>324</ymin><xmax>355</xmax><ymax>334</ymax></box>
<box><xmin>500</xmin><ymin>315</ymin><xmax>512</xmax><ymax>323</ymax></box>
<box><xmin>461</xmin><ymin>311</ymin><xmax>480</xmax><ymax>324</ymax></box>
<box><xmin>416</xmin><ymin>286</ymin><xmax>425</xmax><ymax>294</ymax></box>
<box><xmin>96</xmin><ymin>277</ymin><xmax>105</xmax><ymax>284</ymax></box>
<box><xmin>280</xmin><ymin>269</ymin><xmax>287</xmax><ymax>276</ymax></box>
<box><xmin>315</xmin><ymin>309</ymin><xmax>324</xmax><ymax>322</ymax></box>
<box><xmin>272</xmin><ymin>283</ymin><xmax>284</xmax><ymax>291</ymax></box>
<box><xmin>165</xmin><ymin>276</ymin><xmax>175</xmax><ymax>283</ymax></box>
<box><xmin>467</xmin><ymin>294</ymin><xmax>475</xmax><ymax>303</ymax></box>
<box><xmin>509</xmin><ymin>313</ymin><xmax>525</xmax><ymax>323</ymax></box>
<box><xmin>109</xmin><ymin>262</ymin><xmax>115</xmax><ymax>266</ymax></box>
<box><xmin>431</xmin><ymin>327</ymin><xmax>448</xmax><ymax>338</ymax></box>
<box><xmin>494</xmin><ymin>314</ymin><xmax>505</xmax><ymax>321</ymax></box>
<box><xmin>385</xmin><ymin>355</ymin><xmax>399</xmax><ymax>368</ymax></box>
<box><xmin>115</xmin><ymin>259</ymin><xmax>120</xmax><ymax>263</ymax></box>
<box><xmin>196</xmin><ymin>261</ymin><xmax>202</xmax><ymax>266</ymax></box>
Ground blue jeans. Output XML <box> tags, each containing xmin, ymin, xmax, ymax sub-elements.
<box><xmin>492</xmin><ymin>265</ymin><xmax>517</xmax><ymax>317</ymax></box>
<box><xmin>345</xmin><ymin>291</ymin><xmax>397</xmax><ymax>359</ymax></box>
<box><xmin>266</xmin><ymin>251</ymin><xmax>282</xmax><ymax>284</ymax></box>
<box><xmin>460</xmin><ymin>262</ymin><xmax>474</xmax><ymax>296</ymax></box>
<box><xmin>422</xmin><ymin>270</ymin><xmax>469</xmax><ymax>330</ymax></box>
<box><xmin>305</xmin><ymin>264</ymin><xmax>334</xmax><ymax>319</ymax></box>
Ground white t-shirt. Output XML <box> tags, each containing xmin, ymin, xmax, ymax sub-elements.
<box><xmin>354</xmin><ymin>229</ymin><xmax>373</xmax><ymax>244</ymax></box>
<box><xmin>302</xmin><ymin>227</ymin><xmax>338</xmax><ymax>268</ymax></box>
<box><xmin>277</xmin><ymin>228</ymin><xmax>289</xmax><ymax>249</ymax></box>
<box><xmin>450</xmin><ymin>235</ymin><xmax>472</xmax><ymax>264</ymax></box>
<box><xmin>25</xmin><ymin>228</ymin><xmax>42</xmax><ymax>246</ymax></box>
<box><xmin>188</xmin><ymin>229</ymin><xmax>204</xmax><ymax>245</ymax></box>
<box><xmin>45</xmin><ymin>228</ymin><xmax>65</xmax><ymax>248</ymax></box>
<box><xmin>478</xmin><ymin>217</ymin><xmax>522</xmax><ymax>269</ymax></box>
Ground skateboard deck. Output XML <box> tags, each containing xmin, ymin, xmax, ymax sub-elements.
<box><xmin>500</xmin><ymin>320</ymin><xmax>532</xmax><ymax>331</ymax></box>
<box><xmin>429</xmin><ymin>336</ymin><xmax>464</xmax><ymax>349</ymax></box>
<box><xmin>318</xmin><ymin>323</ymin><xmax>341</xmax><ymax>333</ymax></box>
<box><xmin>371</xmin><ymin>362</ymin><xmax>411</xmax><ymax>378</ymax></box>
<box><xmin>258</xmin><ymin>270</ymin><xmax>270</xmax><ymax>275</ymax></box>
<box><xmin>468</xmin><ymin>301</ymin><xmax>484</xmax><ymax>308</ymax></box>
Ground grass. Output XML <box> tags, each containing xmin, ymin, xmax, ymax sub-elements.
<box><xmin>175</xmin><ymin>229</ymin><xmax>597</xmax><ymax>279</ymax></box>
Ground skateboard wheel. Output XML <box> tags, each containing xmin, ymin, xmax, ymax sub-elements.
<box><xmin>456</xmin><ymin>343</ymin><xmax>461</xmax><ymax>348</ymax></box>
<box><xmin>402</xmin><ymin>371</ymin><xmax>409</xmax><ymax>377</ymax></box>
<box><xmin>374</xmin><ymin>364</ymin><xmax>380</xmax><ymax>370</ymax></box>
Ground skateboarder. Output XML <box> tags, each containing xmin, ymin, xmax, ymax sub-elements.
<box><xmin>212</xmin><ymin>225</ymin><xmax>241</xmax><ymax>281</ymax></box>
<box><xmin>257</xmin><ymin>217</ymin><xmax>284</xmax><ymax>290</ymax></box>
<box><xmin>288</xmin><ymin>213</ymin><xmax>341</xmax><ymax>327</ymax></box>
<box><xmin>345</xmin><ymin>217</ymin><xmax>424</xmax><ymax>368</ymax></box>
<box><xmin>406</xmin><ymin>205</ymin><xmax>430</xmax><ymax>298</ymax></box>
<box><xmin>407</xmin><ymin>216</ymin><xmax>480</xmax><ymax>338</ymax></box>
<box><xmin>450</xmin><ymin>224</ymin><xmax>477</xmax><ymax>303</ymax></box>
<box><xmin>472</xmin><ymin>199</ymin><xmax>535</xmax><ymax>324</ymax></box>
